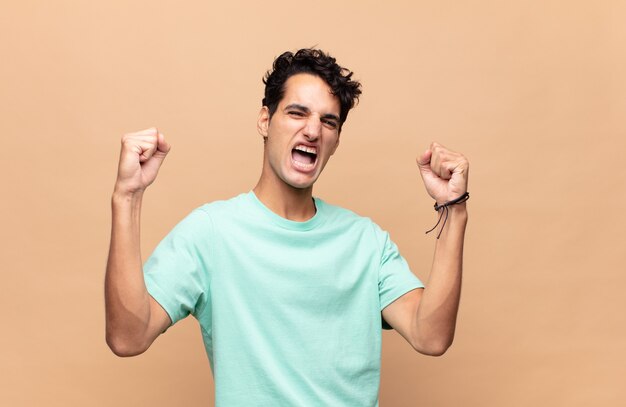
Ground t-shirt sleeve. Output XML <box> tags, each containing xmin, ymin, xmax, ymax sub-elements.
<box><xmin>376</xmin><ymin>225</ymin><xmax>424</xmax><ymax>330</ymax></box>
<box><xmin>143</xmin><ymin>207</ymin><xmax>212</xmax><ymax>327</ymax></box>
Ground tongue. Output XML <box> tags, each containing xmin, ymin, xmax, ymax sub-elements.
<box><xmin>292</xmin><ymin>149</ymin><xmax>314</xmax><ymax>164</ymax></box>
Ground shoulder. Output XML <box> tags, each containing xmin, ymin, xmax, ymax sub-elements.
<box><xmin>317</xmin><ymin>199</ymin><xmax>395</xmax><ymax>259</ymax></box>
<box><xmin>195</xmin><ymin>192</ymin><xmax>248</xmax><ymax>218</ymax></box>
<box><xmin>170</xmin><ymin>193</ymin><xmax>248</xmax><ymax>238</ymax></box>
<box><xmin>317</xmin><ymin>198</ymin><xmax>383</xmax><ymax>235</ymax></box>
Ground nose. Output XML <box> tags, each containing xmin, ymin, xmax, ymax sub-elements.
<box><xmin>303</xmin><ymin>116</ymin><xmax>322</xmax><ymax>141</ymax></box>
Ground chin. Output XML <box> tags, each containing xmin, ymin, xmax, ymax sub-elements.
<box><xmin>285</xmin><ymin>178</ymin><xmax>316</xmax><ymax>190</ymax></box>
<box><xmin>283</xmin><ymin>172</ymin><xmax>319</xmax><ymax>190</ymax></box>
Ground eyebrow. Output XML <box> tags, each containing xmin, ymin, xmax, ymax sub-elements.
<box><xmin>284</xmin><ymin>103</ymin><xmax>340</xmax><ymax>123</ymax></box>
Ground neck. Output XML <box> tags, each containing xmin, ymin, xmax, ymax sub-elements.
<box><xmin>253</xmin><ymin>175</ymin><xmax>316</xmax><ymax>222</ymax></box>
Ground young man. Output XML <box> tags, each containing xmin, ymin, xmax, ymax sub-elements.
<box><xmin>105</xmin><ymin>49</ymin><xmax>469</xmax><ymax>406</ymax></box>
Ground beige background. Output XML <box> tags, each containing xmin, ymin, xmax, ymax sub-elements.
<box><xmin>1</xmin><ymin>1</ymin><xmax>625</xmax><ymax>406</ymax></box>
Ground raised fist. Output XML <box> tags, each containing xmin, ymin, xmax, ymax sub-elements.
<box><xmin>114</xmin><ymin>128</ymin><xmax>171</xmax><ymax>195</ymax></box>
<box><xmin>416</xmin><ymin>142</ymin><xmax>469</xmax><ymax>204</ymax></box>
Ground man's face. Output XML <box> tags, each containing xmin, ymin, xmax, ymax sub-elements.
<box><xmin>258</xmin><ymin>73</ymin><xmax>341</xmax><ymax>190</ymax></box>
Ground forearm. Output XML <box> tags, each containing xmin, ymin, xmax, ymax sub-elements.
<box><xmin>413</xmin><ymin>204</ymin><xmax>467</xmax><ymax>354</ymax></box>
<box><xmin>105</xmin><ymin>190</ymin><xmax>153</xmax><ymax>355</ymax></box>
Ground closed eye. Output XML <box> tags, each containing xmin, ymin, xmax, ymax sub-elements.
<box><xmin>322</xmin><ymin>119</ymin><xmax>338</xmax><ymax>129</ymax></box>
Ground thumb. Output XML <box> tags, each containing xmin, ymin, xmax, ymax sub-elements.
<box><xmin>416</xmin><ymin>149</ymin><xmax>432</xmax><ymax>174</ymax></box>
<box><xmin>140</xmin><ymin>132</ymin><xmax>170</xmax><ymax>178</ymax></box>
<box><xmin>156</xmin><ymin>132</ymin><xmax>171</xmax><ymax>155</ymax></box>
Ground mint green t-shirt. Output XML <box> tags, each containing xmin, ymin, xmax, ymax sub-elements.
<box><xmin>144</xmin><ymin>191</ymin><xmax>423</xmax><ymax>406</ymax></box>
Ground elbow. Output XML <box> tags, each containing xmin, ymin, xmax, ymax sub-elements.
<box><xmin>106</xmin><ymin>332</ymin><xmax>148</xmax><ymax>358</ymax></box>
<box><xmin>411</xmin><ymin>335</ymin><xmax>454</xmax><ymax>357</ymax></box>
<box><xmin>419</xmin><ymin>342</ymin><xmax>451</xmax><ymax>357</ymax></box>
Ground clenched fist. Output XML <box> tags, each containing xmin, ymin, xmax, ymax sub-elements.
<box><xmin>114</xmin><ymin>128</ymin><xmax>171</xmax><ymax>195</ymax></box>
<box><xmin>416</xmin><ymin>142</ymin><xmax>469</xmax><ymax>205</ymax></box>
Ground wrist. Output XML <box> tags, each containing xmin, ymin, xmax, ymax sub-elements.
<box><xmin>434</xmin><ymin>192</ymin><xmax>469</xmax><ymax>209</ymax></box>
<box><xmin>446</xmin><ymin>201</ymin><xmax>467</xmax><ymax>213</ymax></box>
<box><xmin>426</xmin><ymin>192</ymin><xmax>469</xmax><ymax>239</ymax></box>
<box><xmin>446</xmin><ymin>203</ymin><xmax>468</xmax><ymax>222</ymax></box>
<box><xmin>112</xmin><ymin>187</ymin><xmax>144</xmax><ymax>206</ymax></box>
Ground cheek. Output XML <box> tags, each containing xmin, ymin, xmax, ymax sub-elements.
<box><xmin>265</xmin><ymin>133</ymin><xmax>290</xmax><ymax>164</ymax></box>
<box><xmin>326</xmin><ymin>135</ymin><xmax>340</xmax><ymax>154</ymax></box>
<box><xmin>267</xmin><ymin>120</ymin><xmax>300</xmax><ymax>144</ymax></box>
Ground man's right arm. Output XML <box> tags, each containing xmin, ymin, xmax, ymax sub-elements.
<box><xmin>105</xmin><ymin>128</ymin><xmax>172</xmax><ymax>357</ymax></box>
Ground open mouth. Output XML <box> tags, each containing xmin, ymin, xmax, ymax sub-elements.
<box><xmin>291</xmin><ymin>145</ymin><xmax>318</xmax><ymax>169</ymax></box>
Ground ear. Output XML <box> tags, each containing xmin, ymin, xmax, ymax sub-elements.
<box><xmin>257</xmin><ymin>106</ymin><xmax>270</xmax><ymax>140</ymax></box>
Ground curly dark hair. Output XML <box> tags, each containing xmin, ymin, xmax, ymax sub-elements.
<box><xmin>262</xmin><ymin>49</ymin><xmax>362</xmax><ymax>131</ymax></box>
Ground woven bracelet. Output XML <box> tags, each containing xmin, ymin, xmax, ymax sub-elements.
<box><xmin>425</xmin><ymin>192</ymin><xmax>469</xmax><ymax>239</ymax></box>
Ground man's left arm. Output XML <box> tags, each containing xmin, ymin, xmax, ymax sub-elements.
<box><xmin>381</xmin><ymin>142</ymin><xmax>468</xmax><ymax>356</ymax></box>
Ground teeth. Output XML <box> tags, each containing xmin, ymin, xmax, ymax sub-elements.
<box><xmin>294</xmin><ymin>145</ymin><xmax>317</xmax><ymax>155</ymax></box>
<box><xmin>292</xmin><ymin>160</ymin><xmax>315</xmax><ymax>169</ymax></box>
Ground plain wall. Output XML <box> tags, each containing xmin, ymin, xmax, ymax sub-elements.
<box><xmin>1</xmin><ymin>1</ymin><xmax>625</xmax><ymax>405</ymax></box>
